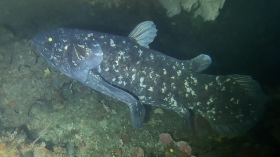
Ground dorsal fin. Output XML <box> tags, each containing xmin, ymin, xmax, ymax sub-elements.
<box><xmin>186</xmin><ymin>54</ymin><xmax>212</xmax><ymax>73</ymax></box>
<box><xmin>128</xmin><ymin>21</ymin><xmax>158</xmax><ymax>48</ymax></box>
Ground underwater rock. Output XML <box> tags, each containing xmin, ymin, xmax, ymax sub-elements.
<box><xmin>159</xmin><ymin>133</ymin><xmax>173</xmax><ymax>147</ymax></box>
<box><xmin>159</xmin><ymin>0</ymin><xmax>225</xmax><ymax>21</ymax></box>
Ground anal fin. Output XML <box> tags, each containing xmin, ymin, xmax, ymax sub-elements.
<box><xmin>130</xmin><ymin>102</ymin><xmax>146</xmax><ymax>128</ymax></box>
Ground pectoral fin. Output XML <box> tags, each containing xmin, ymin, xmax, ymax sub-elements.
<box><xmin>85</xmin><ymin>68</ymin><xmax>146</xmax><ymax>128</ymax></box>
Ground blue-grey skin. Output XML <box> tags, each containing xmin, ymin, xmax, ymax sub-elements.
<box><xmin>33</xmin><ymin>22</ymin><xmax>265</xmax><ymax>136</ymax></box>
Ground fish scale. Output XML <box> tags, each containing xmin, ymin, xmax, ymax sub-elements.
<box><xmin>33</xmin><ymin>21</ymin><xmax>265</xmax><ymax>136</ymax></box>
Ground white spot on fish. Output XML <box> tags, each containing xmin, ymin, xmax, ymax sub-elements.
<box><xmin>115</xmin><ymin>69</ymin><xmax>119</xmax><ymax>72</ymax></box>
<box><xmin>140</xmin><ymin>77</ymin><xmax>147</xmax><ymax>88</ymax></box>
<box><xmin>93</xmin><ymin>44</ymin><xmax>99</xmax><ymax>47</ymax></box>
<box><xmin>112</xmin><ymin>78</ymin><xmax>116</xmax><ymax>81</ymax></box>
<box><xmin>150</xmin><ymin>54</ymin><xmax>154</xmax><ymax>60</ymax></box>
<box><xmin>171</xmin><ymin>101</ymin><xmax>177</xmax><ymax>107</ymax></box>
<box><xmin>171</xmin><ymin>83</ymin><xmax>176</xmax><ymax>90</ymax></box>
<box><xmin>118</xmin><ymin>81</ymin><xmax>122</xmax><ymax>84</ymax></box>
<box><xmin>64</xmin><ymin>45</ymin><xmax>68</xmax><ymax>50</ymax></box>
<box><xmin>234</xmin><ymin>99</ymin><xmax>239</xmax><ymax>104</ymax></box>
<box><xmin>175</xmin><ymin>61</ymin><xmax>179</xmax><ymax>67</ymax></box>
<box><xmin>191</xmin><ymin>90</ymin><xmax>195</xmax><ymax>96</ymax></box>
<box><xmin>141</xmin><ymin>84</ymin><xmax>147</xmax><ymax>88</ymax></box>
<box><xmin>99</xmin><ymin>36</ymin><xmax>104</xmax><ymax>39</ymax></box>
<box><xmin>123</xmin><ymin>81</ymin><xmax>126</xmax><ymax>86</ymax></box>
<box><xmin>110</xmin><ymin>39</ymin><xmax>116</xmax><ymax>47</ymax></box>
<box><xmin>170</xmin><ymin>96</ymin><xmax>175</xmax><ymax>102</ymax></box>
<box><xmin>216</xmin><ymin>76</ymin><xmax>219</xmax><ymax>81</ymax></box>
<box><xmin>122</xmin><ymin>40</ymin><xmax>126</xmax><ymax>44</ymax></box>
<box><xmin>95</xmin><ymin>52</ymin><xmax>103</xmax><ymax>56</ymax></box>
<box><xmin>163</xmin><ymin>69</ymin><xmax>167</xmax><ymax>75</ymax></box>
<box><xmin>138</xmin><ymin>50</ymin><xmax>143</xmax><ymax>57</ymax></box>
<box><xmin>105</xmin><ymin>67</ymin><xmax>109</xmax><ymax>71</ymax></box>
<box><xmin>139</xmin><ymin>96</ymin><xmax>146</xmax><ymax>100</ymax></box>
<box><xmin>88</xmin><ymin>33</ymin><xmax>93</xmax><ymax>37</ymax></box>
<box><xmin>148</xmin><ymin>87</ymin><xmax>153</xmax><ymax>92</ymax></box>
<box><xmin>140</xmin><ymin>77</ymin><xmax>144</xmax><ymax>83</ymax></box>
<box><xmin>177</xmin><ymin>70</ymin><xmax>181</xmax><ymax>76</ymax></box>
<box><xmin>190</xmin><ymin>76</ymin><xmax>198</xmax><ymax>85</ymax></box>
<box><xmin>118</xmin><ymin>50</ymin><xmax>125</xmax><ymax>56</ymax></box>
<box><xmin>205</xmin><ymin>84</ymin><xmax>208</xmax><ymax>90</ymax></box>
<box><xmin>184</xmin><ymin>80</ymin><xmax>189</xmax><ymax>87</ymax></box>
<box><xmin>132</xmin><ymin>74</ymin><xmax>136</xmax><ymax>81</ymax></box>
<box><xmin>149</xmin><ymin>71</ymin><xmax>154</xmax><ymax>78</ymax></box>
<box><xmin>118</xmin><ymin>75</ymin><xmax>123</xmax><ymax>79</ymax></box>
<box><xmin>209</xmin><ymin>97</ymin><xmax>214</xmax><ymax>102</ymax></box>
<box><xmin>162</xmin><ymin>83</ymin><xmax>167</xmax><ymax>93</ymax></box>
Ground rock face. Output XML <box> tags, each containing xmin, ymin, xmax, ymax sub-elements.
<box><xmin>159</xmin><ymin>0</ymin><xmax>226</xmax><ymax>21</ymax></box>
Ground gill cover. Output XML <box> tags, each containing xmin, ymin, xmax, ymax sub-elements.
<box><xmin>33</xmin><ymin>28</ymin><xmax>103</xmax><ymax>82</ymax></box>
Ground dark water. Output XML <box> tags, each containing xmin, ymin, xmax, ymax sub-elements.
<box><xmin>0</xmin><ymin>0</ymin><xmax>279</xmax><ymax>156</ymax></box>
<box><xmin>1</xmin><ymin>0</ymin><xmax>279</xmax><ymax>86</ymax></box>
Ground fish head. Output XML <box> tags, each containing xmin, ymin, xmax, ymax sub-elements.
<box><xmin>33</xmin><ymin>28</ymin><xmax>103</xmax><ymax>82</ymax></box>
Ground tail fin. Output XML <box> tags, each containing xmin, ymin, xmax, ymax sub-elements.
<box><xmin>200</xmin><ymin>75</ymin><xmax>265</xmax><ymax>136</ymax></box>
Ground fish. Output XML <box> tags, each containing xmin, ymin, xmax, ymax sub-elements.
<box><xmin>32</xmin><ymin>21</ymin><xmax>266</xmax><ymax>136</ymax></box>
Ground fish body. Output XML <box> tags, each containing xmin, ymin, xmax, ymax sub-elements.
<box><xmin>33</xmin><ymin>21</ymin><xmax>265</xmax><ymax>136</ymax></box>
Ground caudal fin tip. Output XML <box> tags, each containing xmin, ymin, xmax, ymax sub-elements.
<box><xmin>208</xmin><ymin>75</ymin><xmax>266</xmax><ymax>136</ymax></box>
